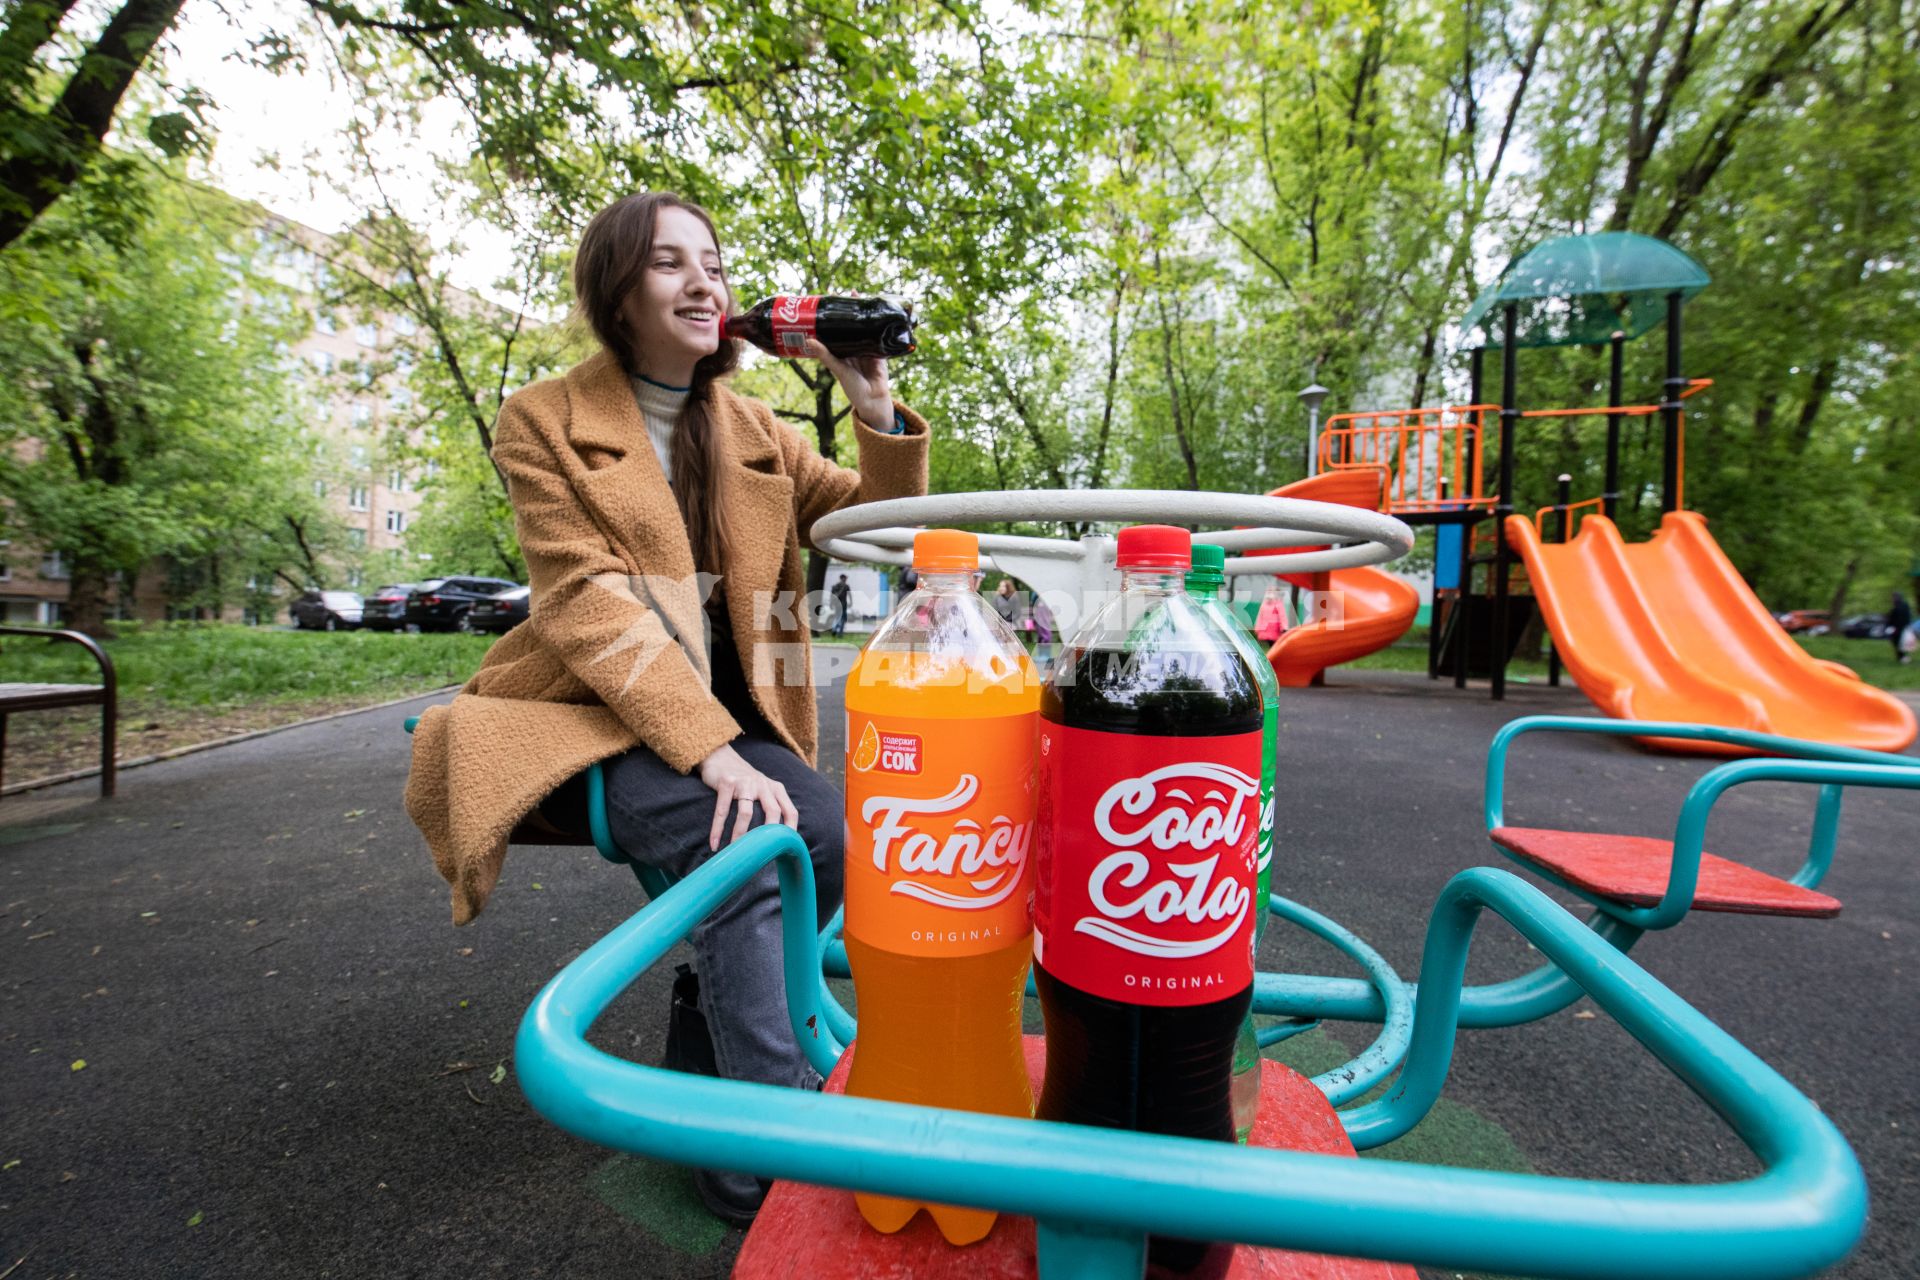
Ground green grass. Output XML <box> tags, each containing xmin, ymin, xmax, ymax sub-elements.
<box><xmin>1795</xmin><ymin>632</ymin><xmax>1920</xmax><ymax>690</ymax></box>
<box><xmin>0</xmin><ymin>623</ymin><xmax>495</xmax><ymax>709</ymax></box>
<box><xmin>1334</xmin><ymin>625</ymin><xmax>1917</xmax><ymax>692</ymax></box>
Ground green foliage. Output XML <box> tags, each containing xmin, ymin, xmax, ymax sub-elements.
<box><xmin>5</xmin><ymin>0</ymin><xmax>1915</xmax><ymax>622</ymax></box>
<box><xmin>0</xmin><ymin>621</ymin><xmax>495</xmax><ymax>707</ymax></box>
<box><xmin>0</xmin><ymin>164</ymin><xmax>340</xmax><ymax>629</ymax></box>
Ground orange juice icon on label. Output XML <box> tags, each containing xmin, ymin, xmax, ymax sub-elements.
<box><xmin>843</xmin><ymin>529</ymin><xmax>1040</xmax><ymax>1245</ymax></box>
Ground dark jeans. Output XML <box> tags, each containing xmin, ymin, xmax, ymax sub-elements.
<box><xmin>598</xmin><ymin>723</ymin><xmax>845</xmax><ymax>1093</ymax></box>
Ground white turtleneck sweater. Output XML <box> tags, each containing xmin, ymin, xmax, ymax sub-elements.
<box><xmin>630</xmin><ymin>374</ymin><xmax>689</xmax><ymax>478</ymax></box>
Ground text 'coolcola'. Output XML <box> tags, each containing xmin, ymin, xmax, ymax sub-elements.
<box><xmin>1034</xmin><ymin>523</ymin><xmax>1260</xmax><ymax>1280</ymax></box>
<box><xmin>842</xmin><ymin>528</ymin><xmax>1038</xmax><ymax>1246</ymax></box>
<box><xmin>726</xmin><ymin>294</ymin><xmax>917</xmax><ymax>359</ymax></box>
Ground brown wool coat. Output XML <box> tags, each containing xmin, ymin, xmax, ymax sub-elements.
<box><xmin>404</xmin><ymin>348</ymin><xmax>929</xmax><ymax>923</ymax></box>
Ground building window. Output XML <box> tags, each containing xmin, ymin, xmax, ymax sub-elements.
<box><xmin>424</xmin><ymin>458</ymin><xmax>440</xmax><ymax>479</ymax></box>
<box><xmin>356</xmin><ymin>322</ymin><xmax>379</xmax><ymax>347</ymax></box>
<box><xmin>395</xmin><ymin>313</ymin><xmax>417</xmax><ymax>336</ymax></box>
<box><xmin>351</xmin><ymin>402</ymin><xmax>373</xmax><ymax>429</ymax></box>
<box><xmin>385</xmin><ymin>508</ymin><xmax>408</xmax><ymax>534</ymax></box>
<box><xmin>349</xmin><ymin>445</ymin><xmax>368</xmax><ymax>469</ymax></box>
<box><xmin>0</xmin><ymin>540</ymin><xmax>10</xmax><ymax>582</ymax></box>
<box><xmin>40</xmin><ymin>549</ymin><xmax>69</xmax><ymax>580</ymax></box>
<box><xmin>312</xmin><ymin>479</ymin><xmax>327</xmax><ymax>497</ymax></box>
<box><xmin>310</xmin><ymin>350</ymin><xmax>335</xmax><ymax>375</ymax></box>
<box><xmin>348</xmin><ymin>528</ymin><xmax>366</xmax><ymax>548</ymax></box>
<box><xmin>387</xmin><ymin>468</ymin><xmax>407</xmax><ymax>493</ymax></box>
<box><xmin>349</xmin><ymin>485</ymin><xmax>369</xmax><ymax>511</ymax></box>
<box><xmin>387</xmin><ymin>385</ymin><xmax>412</xmax><ymax>412</ymax></box>
<box><xmin>316</xmin><ymin>311</ymin><xmax>337</xmax><ymax>334</ymax></box>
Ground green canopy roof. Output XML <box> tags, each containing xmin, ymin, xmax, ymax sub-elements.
<box><xmin>1459</xmin><ymin>232</ymin><xmax>1711</xmax><ymax>349</ymax></box>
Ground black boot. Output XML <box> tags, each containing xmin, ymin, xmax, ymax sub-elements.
<box><xmin>663</xmin><ymin>963</ymin><xmax>718</xmax><ymax>1078</ymax></box>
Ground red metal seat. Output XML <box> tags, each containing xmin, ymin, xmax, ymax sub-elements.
<box><xmin>1489</xmin><ymin>826</ymin><xmax>1842</xmax><ymax>919</ymax></box>
<box><xmin>734</xmin><ymin>1036</ymin><xmax>1417</xmax><ymax>1280</ymax></box>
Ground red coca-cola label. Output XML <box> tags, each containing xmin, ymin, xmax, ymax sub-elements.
<box><xmin>1033</xmin><ymin>723</ymin><xmax>1260</xmax><ymax>1006</ymax></box>
<box><xmin>769</xmin><ymin>294</ymin><xmax>820</xmax><ymax>356</ymax></box>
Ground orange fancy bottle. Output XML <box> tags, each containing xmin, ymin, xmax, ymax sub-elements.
<box><xmin>842</xmin><ymin>529</ymin><xmax>1039</xmax><ymax>1245</ymax></box>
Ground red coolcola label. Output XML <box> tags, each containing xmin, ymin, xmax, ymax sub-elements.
<box><xmin>1034</xmin><ymin>723</ymin><xmax>1261</xmax><ymax>1006</ymax></box>
<box><xmin>770</xmin><ymin>294</ymin><xmax>820</xmax><ymax>356</ymax></box>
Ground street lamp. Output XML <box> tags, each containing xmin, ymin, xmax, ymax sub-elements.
<box><xmin>1299</xmin><ymin>383</ymin><xmax>1330</xmax><ymax>476</ymax></box>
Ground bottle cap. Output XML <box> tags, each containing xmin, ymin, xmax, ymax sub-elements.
<box><xmin>1116</xmin><ymin>524</ymin><xmax>1191</xmax><ymax>570</ymax></box>
<box><xmin>913</xmin><ymin>529</ymin><xmax>978</xmax><ymax>572</ymax></box>
<box><xmin>1186</xmin><ymin>542</ymin><xmax>1226</xmax><ymax>590</ymax></box>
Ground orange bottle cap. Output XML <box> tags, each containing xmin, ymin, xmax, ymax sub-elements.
<box><xmin>913</xmin><ymin>529</ymin><xmax>978</xmax><ymax>572</ymax></box>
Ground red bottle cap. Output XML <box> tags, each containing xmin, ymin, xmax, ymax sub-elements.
<box><xmin>1115</xmin><ymin>524</ymin><xmax>1191</xmax><ymax>570</ymax></box>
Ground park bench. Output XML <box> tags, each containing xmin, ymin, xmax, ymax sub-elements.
<box><xmin>0</xmin><ymin>625</ymin><xmax>117</xmax><ymax>798</ymax></box>
<box><xmin>1484</xmin><ymin>714</ymin><xmax>1920</xmax><ymax>930</ymax></box>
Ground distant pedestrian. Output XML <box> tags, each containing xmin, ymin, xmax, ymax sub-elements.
<box><xmin>1032</xmin><ymin>593</ymin><xmax>1055</xmax><ymax>646</ymax></box>
<box><xmin>1890</xmin><ymin>592</ymin><xmax>1914</xmax><ymax>663</ymax></box>
<box><xmin>831</xmin><ymin>573</ymin><xmax>852</xmax><ymax>638</ymax></box>
<box><xmin>992</xmin><ymin>578</ymin><xmax>1019</xmax><ymax>624</ymax></box>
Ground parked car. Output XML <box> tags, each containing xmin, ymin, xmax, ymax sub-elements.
<box><xmin>362</xmin><ymin>583</ymin><xmax>418</xmax><ymax>631</ymax></box>
<box><xmin>468</xmin><ymin>585</ymin><xmax>531</xmax><ymax>634</ymax></box>
<box><xmin>404</xmin><ymin>577</ymin><xmax>522</xmax><ymax>632</ymax></box>
<box><xmin>1773</xmin><ymin>609</ymin><xmax>1832</xmax><ymax>636</ymax></box>
<box><xmin>1839</xmin><ymin>613</ymin><xmax>1896</xmax><ymax>640</ymax></box>
<box><xmin>291</xmin><ymin>590</ymin><xmax>363</xmax><ymax>631</ymax></box>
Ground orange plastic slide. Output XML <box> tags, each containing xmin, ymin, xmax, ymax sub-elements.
<box><xmin>1264</xmin><ymin>471</ymin><xmax>1420</xmax><ymax>688</ymax></box>
<box><xmin>1507</xmin><ymin>510</ymin><xmax>1916</xmax><ymax>753</ymax></box>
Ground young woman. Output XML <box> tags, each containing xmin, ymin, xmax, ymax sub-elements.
<box><xmin>403</xmin><ymin>192</ymin><xmax>930</xmax><ymax>1223</ymax></box>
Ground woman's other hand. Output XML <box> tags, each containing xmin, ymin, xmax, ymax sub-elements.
<box><xmin>697</xmin><ymin>742</ymin><xmax>800</xmax><ymax>850</ymax></box>
<box><xmin>803</xmin><ymin>337</ymin><xmax>893</xmax><ymax>433</ymax></box>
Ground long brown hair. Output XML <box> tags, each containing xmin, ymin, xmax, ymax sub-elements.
<box><xmin>571</xmin><ymin>192</ymin><xmax>740</xmax><ymax>575</ymax></box>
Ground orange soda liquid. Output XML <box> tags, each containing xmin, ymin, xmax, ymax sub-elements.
<box><xmin>842</xmin><ymin>531</ymin><xmax>1040</xmax><ymax>1245</ymax></box>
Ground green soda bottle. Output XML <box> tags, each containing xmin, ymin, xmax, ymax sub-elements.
<box><xmin>1187</xmin><ymin>542</ymin><xmax>1278</xmax><ymax>1143</ymax></box>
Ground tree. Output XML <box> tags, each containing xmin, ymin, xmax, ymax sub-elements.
<box><xmin>0</xmin><ymin>163</ymin><xmax>322</xmax><ymax>634</ymax></box>
<box><xmin>0</xmin><ymin>0</ymin><xmax>203</xmax><ymax>251</ymax></box>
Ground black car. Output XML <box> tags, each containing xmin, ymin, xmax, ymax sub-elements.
<box><xmin>468</xmin><ymin>585</ymin><xmax>531</xmax><ymax>634</ymax></box>
<box><xmin>290</xmin><ymin>589</ymin><xmax>363</xmax><ymax>631</ymax></box>
<box><xmin>404</xmin><ymin>576</ymin><xmax>522</xmax><ymax>632</ymax></box>
<box><xmin>361</xmin><ymin>583</ymin><xmax>418</xmax><ymax>632</ymax></box>
<box><xmin>1839</xmin><ymin>613</ymin><xmax>1896</xmax><ymax>640</ymax></box>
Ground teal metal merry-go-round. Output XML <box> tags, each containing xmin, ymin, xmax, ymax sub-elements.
<box><xmin>417</xmin><ymin>491</ymin><xmax>1918</xmax><ymax>1278</ymax></box>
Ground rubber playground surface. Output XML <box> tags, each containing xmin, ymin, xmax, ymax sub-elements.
<box><xmin>2</xmin><ymin>668</ymin><xmax>1916</xmax><ymax>1279</ymax></box>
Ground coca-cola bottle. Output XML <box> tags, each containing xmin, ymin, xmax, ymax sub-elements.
<box><xmin>725</xmin><ymin>294</ymin><xmax>917</xmax><ymax>358</ymax></box>
<box><xmin>1034</xmin><ymin>525</ymin><xmax>1261</xmax><ymax>1280</ymax></box>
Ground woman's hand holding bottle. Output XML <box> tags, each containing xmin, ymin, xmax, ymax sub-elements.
<box><xmin>803</xmin><ymin>337</ymin><xmax>895</xmax><ymax>434</ymax></box>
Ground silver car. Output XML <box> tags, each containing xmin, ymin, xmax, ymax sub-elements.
<box><xmin>291</xmin><ymin>589</ymin><xmax>364</xmax><ymax>631</ymax></box>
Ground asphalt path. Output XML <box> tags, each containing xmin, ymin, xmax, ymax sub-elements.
<box><xmin>2</xmin><ymin>666</ymin><xmax>1915</xmax><ymax>1279</ymax></box>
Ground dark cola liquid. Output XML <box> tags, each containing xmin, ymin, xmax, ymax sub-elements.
<box><xmin>1037</xmin><ymin>640</ymin><xmax>1258</xmax><ymax>1280</ymax></box>
<box><xmin>727</xmin><ymin>294</ymin><xmax>917</xmax><ymax>358</ymax></box>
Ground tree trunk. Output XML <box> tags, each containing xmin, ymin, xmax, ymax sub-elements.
<box><xmin>1825</xmin><ymin>555</ymin><xmax>1859</xmax><ymax>619</ymax></box>
<box><xmin>0</xmin><ymin>0</ymin><xmax>187</xmax><ymax>251</ymax></box>
<box><xmin>65</xmin><ymin>559</ymin><xmax>115</xmax><ymax>639</ymax></box>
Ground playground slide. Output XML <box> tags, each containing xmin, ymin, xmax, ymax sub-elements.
<box><xmin>1508</xmin><ymin>512</ymin><xmax>1916</xmax><ymax>754</ymax></box>
<box><xmin>1265</xmin><ymin>470</ymin><xmax>1420</xmax><ymax>688</ymax></box>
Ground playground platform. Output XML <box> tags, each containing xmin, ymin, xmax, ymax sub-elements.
<box><xmin>1</xmin><ymin>668</ymin><xmax>1914</xmax><ymax>1278</ymax></box>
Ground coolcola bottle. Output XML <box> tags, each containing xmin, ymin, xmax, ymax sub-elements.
<box><xmin>843</xmin><ymin>529</ymin><xmax>1039</xmax><ymax>1245</ymax></box>
<box><xmin>726</xmin><ymin>294</ymin><xmax>917</xmax><ymax>358</ymax></box>
<box><xmin>1187</xmin><ymin>542</ymin><xmax>1279</xmax><ymax>1144</ymax></box>
<box><xmin>1034</xmin><ymin>525</ymin><xmax>1260</xmax><ymax>1280</ymax></box>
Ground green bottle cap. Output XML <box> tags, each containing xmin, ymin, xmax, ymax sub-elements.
<box><xmin>1186</xmin><ymin>542</ymin><xmax>1225</xmax><ymax>592</ymax></box>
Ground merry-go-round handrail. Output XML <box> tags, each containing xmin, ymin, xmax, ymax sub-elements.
<box><xmin>514</xmin><ymin>825</ymin><xmax>1866</xmax><ymax>1280</ymax></box>
<box><xmin>809</xmin><ymin>489</ymin><xmax>1415</xmax><ymax>577</ymax></box>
